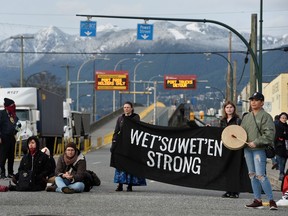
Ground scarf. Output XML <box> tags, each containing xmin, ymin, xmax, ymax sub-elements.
<box><xmin>64</xmin><ymin>152</ymin><xmax>78</xmax><ymax>166</ymax></box>
<box><xmin>29</xmin><ymin>148</ymin><xmax>37</xmax><ymax>156</ymax></box>
<box><xmin>5</xmin><ymin>104</ymin><xmax>16</xmax><ymax>118</ymax></box>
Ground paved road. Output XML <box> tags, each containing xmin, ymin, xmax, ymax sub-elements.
<box><xmin>0</xmin><ymin>145</ymin><xmax>286</xmax><ymax>216</ymax></box>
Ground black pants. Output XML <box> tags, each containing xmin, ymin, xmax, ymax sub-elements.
<box><xmin>0</xmin><ymin>135</ymin><xmax>16</xmax><ymax>175</ymax></box>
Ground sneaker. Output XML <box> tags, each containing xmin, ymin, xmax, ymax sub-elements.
<box><xmin>7</xmin><ymin>174</ymin><xmax>14</xmax><ymax>178</ymax></box>
<box><xmin>269</xmin><ymin>200</ymin><xmax>278</xmax><ymax>210</ymax></box>
<box><xmin>0</xmin><ymin>173</ymin><xmax>6</xmax><ymax>179</ymax></box>
<box><xmin>62</xmin><ymin>187</ymin><xmax>75</xmax><ymax>194</ymax></box>
<box><xmin>271</xmin><ymin>163</ymin><xmax>279</xmax><ymax>170</ymax></box>
<box><xmin>0</xmin><ymin>185</ymin><xmax>9</xmax><ymax>192</ymax></box>
<box><xmin>221</xmin><ymin>192</ymin><xmax>231</xmax><ymax>198</ymax></box>
<box><xmin>276</xmin><ymin>198</ymin><xmax>288</xmax><ymax>207</ymax></box>
<box><xmin>245</xmin><ymin>199</ymin><xmax>263</xmax><ymax>209</ymax></box>
<box><xmin>283</xmin><ymin>192</ymin><xmax>288</xmax><ymax>200</ymax></box>
<box><xmin>46</xmin><ymin>185</ymin><xmax>57</xmax><ymax>192</ymax></box>
<box><xmin>229</xmin><ymin>192</ymin><xmax>239</xmax><ymax>198</ymax></box>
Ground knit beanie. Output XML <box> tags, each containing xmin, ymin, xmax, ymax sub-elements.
<box><xmin>4</xmin><ymin>98</ymin><xmax>15</xmax><ymax>107</ymax></box>
<box><xmin>65</xmin><ymin>142</ymin><xmax>77</xmax><ymax>151</ymax></box>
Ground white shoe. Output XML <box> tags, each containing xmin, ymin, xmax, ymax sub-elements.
<box><xmin>276</xmin><ymin>198</ymin><xmax>288</xmax><ymax>207</ymax></box>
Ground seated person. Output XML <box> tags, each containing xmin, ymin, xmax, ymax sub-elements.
<box><xmin>277</xmin><ymin>170</ymin><xmax>288</xmax><ymax>206</ymax></box>
<box><xmin>41</xmin><ymin>147</ymin><xmax>56</xmax><ymax>184</ymax></box>
<box><xmin>10</xmin><ymin>136</ymin><xmax>51</xmax><ymax>191</ymax></box>
<box><xmin>46</xmin><ymin>142</ymin><xmax>86</xmax><ymax>194</ymax></box>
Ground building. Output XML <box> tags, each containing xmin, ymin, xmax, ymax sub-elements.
<box><xmin>240</xmin><ymin>73</ymin><xmax>288</xmax><ymax>118</ymax></box>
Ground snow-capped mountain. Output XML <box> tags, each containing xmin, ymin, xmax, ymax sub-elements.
<box><xmin>0</xmin><ymin>22</ymin><xmax>287</xmax><ymax>114</ymax></box>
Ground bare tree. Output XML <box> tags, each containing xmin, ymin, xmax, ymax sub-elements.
<box><xmin>10</xmin><ymin>71</ymin><xmax>65</xmax><ymax>98</ymax></box>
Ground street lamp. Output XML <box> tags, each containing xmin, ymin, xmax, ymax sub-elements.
<box><xmin>113</xmin><ymin>58</ymin><xmax>134</xmax><ymax>111</ymax></box>
<box><xmin>205</xmin><ymin>86</ymin><xmax>225</xmax><ymax>101</ymax></box>
<box><xmin>205</xmin><ymin>86</ymin><xmax>226</xmax><ymax>118</ymax></box>
<box><xmin>146</xmin><ymin>74</ymin><xmax>163</xmax><ymax>106</ymax></box>
<box><xmin>78</xmin><ymin>94</ymin><xmax>91</xmax><ymax>111</ymax></box>
<box><xmin>76</xmin><ymin>56</ymin><xmax>109</xmax><ymax>112</ymax></box>
<box><xmin>204</xmin><ymin>52</ymin><xmax>233</xmax><ymax>102</ymax></box>
<box><xmin>133</xmin><ymin>61</ymin><xmax>153</xmax><ymax>103</ymax></box>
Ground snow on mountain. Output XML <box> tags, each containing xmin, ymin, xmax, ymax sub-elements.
<box><xmin>186</xmin><ymin>23</ymin><xmax>205</xmax><ymax>34</ymax></box>
<box><xmin>168</xmin><ymin>28</ymin><xmax>186</xmax><ymax>40</ymax></box>
<box><xmin>0</xmin><ymin>21</ymin><xmax>286</xmax><ymax>69</ymax></box>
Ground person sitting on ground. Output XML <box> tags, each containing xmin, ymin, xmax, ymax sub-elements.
<box><xmin>10</xmin><ymin>136</ymin><xmax>51</xmax><ymax>191</ymax></box>
<box><xmin>46</xmin><ymin>142</ymin><xmax>86</xmax><ymax>194</ymax></box>
<box><xmin>41</xmin><ymin>147</ymin><xmax>56</xmax><ymax>184</ymax></box>
<box><xmin>276</xmin><ymin>169</ymin><xmax>288</xmax><ymax>206</ymax></box>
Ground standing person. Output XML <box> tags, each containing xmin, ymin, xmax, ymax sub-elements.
<box><xmin>241</xmin><ymin>92</ymin><xmax>278</xmax><ymax>210</ymax></box>
<box><xmin>10</xmin><ymin>136</ymin><xmax>51</xmax><ymax>191</ymax></box>
<box><xmin>46</xmin><ymin>142</ymin><xmax>86</xmax><ymax>194</ymax></box>
<box><xmin>111</xmin><ymin>101</ymin><xmax>146</xmax><ymax>192</ymax></box>
<box><xmin>0</xmin><ymin>98</ymin><xmax>21</xmax><ymax>179</ymax></box>
<box><xmin>220</xmin><ymin>101</ymin><xmax>241</xmax><ymax>198</ymax></box>
<box><xmin>274</xmin><ymin>112</ymin><xmax>288</xmax><ymax>181</ymax></box>
<box><xmin>271</xmin><ymin>115</ymin><xmax>280</xmax><ymax>170</ymax></box>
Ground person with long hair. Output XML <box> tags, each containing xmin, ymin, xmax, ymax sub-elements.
<box><xmin>110</xmin><ymin>101</ymin><xmax>146</xmax><ymax>192</ymax></box>
<box><xmin>10</xmin><ymin>136</ymin><xmax>51</xmax><ymax>191</ymax></box>
<box><xmin>220</xmin><ymin>101</ymin><xmax>242</xmax><ymax>198</ymax></box>
<box><xmin>274</xmin><ymin>112</ymin><xmax>288</xmax><ymax>181</ymax></box>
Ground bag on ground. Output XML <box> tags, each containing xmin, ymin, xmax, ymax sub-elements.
<box><xmin>83</xmin><ymin>170</ymin><xmax>101</xmax><ymax>192</ymax></box>
<box><xmin>16</xmin><ymin>170</ymin><xmax>33</xmax><ymax>191</ymax></box>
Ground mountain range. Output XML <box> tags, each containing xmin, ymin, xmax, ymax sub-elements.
<box><xmin>0</xmin><ymin>22</ymin><xmax>287</xmax><ymax>116</ymax></box>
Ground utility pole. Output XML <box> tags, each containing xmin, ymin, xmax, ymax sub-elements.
<box><xmin>10</xmin><ymin>36</ymin><xmax>34</xmax><ymax>87</ymax></box>
<box><xmin>250</xmin><ymin>14</ymin><xmax>257</xmax><ymax>95</ymax></box>
<box><xmin>226</xmin><ymin>32</ymin><xmax>232</xmax><ymax>101</ymax></box>
<box><xmin>61</xmin><ymin>64</ymin><xmax>74</xmax><ymax>99</ymax></box>
<box><xmin>233</xmin><ymin>60</ymin><xmax>237</xmax><ymax>105</ymax></box>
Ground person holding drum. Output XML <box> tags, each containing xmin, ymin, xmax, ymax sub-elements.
<box><xmin>241</xmin><ymin>92</ymin><xmax>278</xmax><ymax>210</ymax></box>
<box><xmin>220</xmin><ymin>101</ymin><xmax>242</xmax><ymax>199</ymax></box>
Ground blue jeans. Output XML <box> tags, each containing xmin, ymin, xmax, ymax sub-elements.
<box><xmin>55</xmin><ymin>176</ymin><xmax>85</xmax><ymax>193</ymax></box>
<box><xmin>244</xmin><ymin>148</ymin><xmax>274</xmax><ymax>201</ymax></box>
<box><xmin>276</xmin><ymin>155</ymin><xmax>287</xmax><ymax>175</ymax></box>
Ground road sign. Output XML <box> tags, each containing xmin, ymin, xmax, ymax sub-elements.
<box><xmin>80</xmin><ymin>21</ymin><xmax>96</xmax><ymax>37</ymax></box>
<box><xmin>137</xmin><ymin>24</ymin><xmax>153</xmax><ymax>40</ymax></box>
<box><xmin>164</xmin><ymin>75</ymin><xmax>197</xmax><ymax>90</ymax></box>
<box><xmin>95</xmin><ymin>71</ymin><xmax>129</xmax><ymax>90</ymax></box>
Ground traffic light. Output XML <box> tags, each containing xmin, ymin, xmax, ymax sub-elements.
<box><xmin>199</xmin><ymin>110</ymin><xmax>204</xmax><ymax>120</ymax></box>
<box><xmin>190</xmin><ymin>112</ymin><xmax>195</xmax><ymax>121</ymax></box>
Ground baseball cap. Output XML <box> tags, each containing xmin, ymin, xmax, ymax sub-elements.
<box><xmin>249</xmin><ymin>92</ymin><xmax>264</xmax><ymax>101</ymax></box>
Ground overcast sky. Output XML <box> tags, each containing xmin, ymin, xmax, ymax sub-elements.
<box><xmin>0</xmin><ymin>0</ymin><xmax>287</xmax><ymax>39</ymax></box>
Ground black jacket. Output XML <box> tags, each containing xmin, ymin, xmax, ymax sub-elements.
<box><xmin>274</xmin><ymin>121</ymin><xmax>288</xmax><ymax>157</ymax></box>
<box><xmin>110</xmin><ymin>113</ymin><xmax>140</xmax><ymax>167</ymax></box>
<box><xmin>15</xmin><ymin>151</ymin><xmax>51</xmax><ymax>191</ymax></box>
<box><xmin>220</xmin><ymin>116</ymin><xmax>241</xmax><ymax>128</ymax></box>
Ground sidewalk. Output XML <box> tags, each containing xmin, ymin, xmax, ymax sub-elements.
<box><xmin>266</xmin><ymin>159</ymin><xmax>282</xmax><ymax>191</ymax></box>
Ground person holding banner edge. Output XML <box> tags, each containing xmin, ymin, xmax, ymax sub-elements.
<box><xmin>220</xmin><ymin>101</ymin><xmax>242</xmax><ymax>198</ymax></box>
<box><xmin>241</xmin><ymin>92</ymin><xmax>278</xmax><ymax>210</ymax></box>
<box><xmin>111</xmin><ymin>101</ymin><xmax>147</xmax><ymax>192</ymax></box>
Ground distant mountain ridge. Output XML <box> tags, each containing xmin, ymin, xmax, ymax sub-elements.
<box><xmin>0</xmin><ymin>22</ymin><xmax>287</xmax><ymax>114</ymax></box>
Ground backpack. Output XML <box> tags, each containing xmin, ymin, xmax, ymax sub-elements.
<box><xmin>83</xmin><ymin>170</ymin><xmax>101</xmax><ymax>192</ymax></box>
<box><xmin>16</xmin><ymin>170</ymin><xmax>33</xmax><ymax>191</ymax></box>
